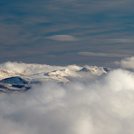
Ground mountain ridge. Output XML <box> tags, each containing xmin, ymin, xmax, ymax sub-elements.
<box><xmin>0</xmin><ymin>63</ymin><xmax>111</xmax><ymax>92</ymax></box>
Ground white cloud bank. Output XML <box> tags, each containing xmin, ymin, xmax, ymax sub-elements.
<box><xmin>115</xmin><ymin>57</ymin><xmax>134</xmax><ymax>69</ymax></box>
<box><xmin>46</xmin><ymin>35</ymin><xmax>78</xmax><ymax>41</ymax></box>
<box><xmin>0</xmin><ymin>67</ymin><xmax>134</xmax><ymax>133</ymax></box>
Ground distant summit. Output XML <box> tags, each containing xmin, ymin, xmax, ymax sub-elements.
<box><xmin>78</xmin><ymin>67</ymin><xmax>90</xmax><ymax>72</ymax></box>
<box><xmin>77</xmin><ymin>66</ymin><xmax>110</xmax><ymax>76</ymax></box>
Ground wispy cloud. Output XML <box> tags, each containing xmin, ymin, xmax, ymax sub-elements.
<box><xmin>23</xmin><ymin>16</ymin><xmax>50</xmax><ymax>24</ymax></box>
<box><xmin>46</xmin><ymin>35</ymin><xmax>79</xmax><ymax>41</ymax></box>
<box><xmin>78</xmin><ymin>52</ymin><xmax>131</xmax><ymax>58</ymax></box>
<box><xmin>109</xmin><ymin>39</ymin><xmax>134</xmax><ymax>43</ymax></box>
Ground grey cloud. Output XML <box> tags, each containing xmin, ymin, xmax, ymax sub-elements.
<box><xmin>109</xmin><ymin>39</ymin><xmax>134</xmax><ymax>43</ymax></box>
<box><xmin>78</xmin><ymin>51</ymin><xmax>130</xmax><ymax>58</ymax></box>
<box><xmin>46</xmin><ymin>0</ymin><xmax>134</xmax><ymax>14</ymax></box>
<box><xmin>23</xmin><ymin>17</ymin><xmax>50</xmax><ymax>24</ymax></box>
<box><xmin>46</xmin><ymin>35</ymin><xmax>79</xmax><ymax>41</ymax></box>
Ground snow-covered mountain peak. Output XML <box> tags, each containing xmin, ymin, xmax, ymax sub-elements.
<box><xmin>0</xmin><ymin>62</ymin><xmax>111</xmax><ymax>92</ymax></box>
<box><xmin>45</xmin><ymin>68</ymin><xmax>74</xmax><ymax>77</ymax></box>
<box><xmin>78</xmin><ymin>66</ymin><xmax>110</xmax><ymax>76</ymax></box>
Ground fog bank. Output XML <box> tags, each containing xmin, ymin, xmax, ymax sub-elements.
<box><xmin>0</xmin><ymin>68</ymin><xmax>134</xmax><ymax>134</ymax></box>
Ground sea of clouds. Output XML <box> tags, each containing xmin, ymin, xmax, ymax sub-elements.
<box><xmin>0</xmin><ymin>57</ymin><xmax>134</xmax><ymax>134</ymax></box>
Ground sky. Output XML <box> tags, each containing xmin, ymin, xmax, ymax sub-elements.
<box><xmin>0</xmin><ymin>0</ymin><xmax>134</xmax><ymax>66</ymax></box>
<box><xmin>1</xmin><ymin>1</ymin><xmax>134</xmax><ymax>133</ymax></box>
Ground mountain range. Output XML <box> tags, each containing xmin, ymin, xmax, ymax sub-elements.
<box><xmin>0</xmin><ymin>64</ymin><xmax>110</xmax><ymax>92</ymax></box>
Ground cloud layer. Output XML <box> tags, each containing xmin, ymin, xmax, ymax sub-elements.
<box><xmin>0</xmin><ymin>66</ymin><xmax>134</xmax><ymax>133</ymax></box>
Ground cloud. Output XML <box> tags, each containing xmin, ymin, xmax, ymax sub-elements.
<box><xmin>42</xmin><ymin>0</ymin><xmax>134</xmax><ymax>14</ymax></box>
<box><xmin>0</xmin><ymin>61</ymin><xmax>63</xmax><ymax>75</ymax></box>
<box><xmin>78</xmin><ymin>51</ymin><xmax>130</xmax><ymax>57</ymax></box>
<box><xmin>23</xmin><ymin>16</ymin><xmax>50</xmax><ymax>24</ymax></box>
<box><xmin>0</xmin><ymin>65</ymin><xmax>134</xmax><ymax>133</ymax></box>
<box><xmin>115</xmin><ymin>57</ymin><xmax>134</xmax><ymax>69</ymax></box>
<box><xmin>46</xmin><ymin>35</ymin><xmax>79</xmax><ymax>41</ymax></box>
<box><xmin>109</xmin><ymin>39</ymin><xmax>134</xmax><ymax>43</ymax></box>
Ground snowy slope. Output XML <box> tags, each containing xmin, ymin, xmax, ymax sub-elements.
<box><xmin>0</xmin><ymin>62</ymin><xmax>111</xmax><ymax>92</ymax></box>
<box><xmin>0</xmin><ymin>68</ymin><xmax>21</xmax><ymax>80</ymax></box>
